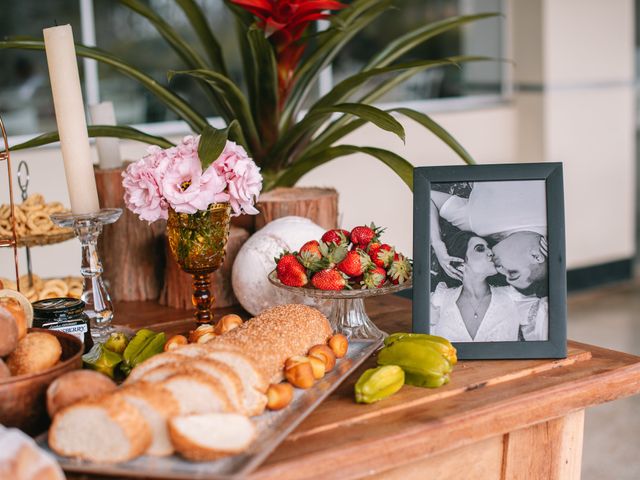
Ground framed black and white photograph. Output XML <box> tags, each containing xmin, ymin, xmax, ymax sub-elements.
<box><xmin>412</xmin><ymin>163</ymin><xmax>567</xmax><ymax>359</ymax></box>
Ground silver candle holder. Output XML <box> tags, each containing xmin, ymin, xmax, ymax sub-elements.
<box><xmin>50</xmin><ymin>208</ymin><xmax>122</xmax><ymax>340</ymax></box>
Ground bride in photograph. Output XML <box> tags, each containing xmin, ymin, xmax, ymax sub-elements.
<box><xmin>430</xmin><ymin>231</ymin><xmax>547</xmax><ymax>342</ymax></box>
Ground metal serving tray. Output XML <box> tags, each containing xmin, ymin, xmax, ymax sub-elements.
<box><xmin>38</xmin><ymin>338</ymin><xmax>381</xmax><ymax>479</ymax></box>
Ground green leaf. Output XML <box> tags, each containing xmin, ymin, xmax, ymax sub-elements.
<box><xmin>9</xmin><ymin>125</ymin><xmax>174</xmax><ymax>151</ymax></box>
<box><xmin>169</xmin><ymin>69</ymin><xmax>260</xmax><ymax>153</ymax></box>
<box><xmin>394</xmin><ymin>108</ymin><xmax>475</xmax><ymax>165</ymax></box>
<box><xmin>275</xmin><ymin>145</ymin><xmax>414</xmax><ymax>190</ymax></box>
<box><xmin>198</xmin><ymin>125</ymin><xmax>229</xmax><ymax>169</ymax></box>
<box><xmin>0</xmin><ymin>38</ymin><xmax>208</xmax><ymax>133</ymax></box>
<box><xmin>272</xmin><ymin>103</ymin><xmax>405</xmax><ymax>165</ymax></box>
<box><xmin>365</xmin><ymin>13</ymin><xmax>500</xmax><ymax>69</ymax></box>
<box><xmin>315</xmin><ymin>104</ymin><xmax>405</xmax><ymax>143</ymax></box>
<box><xmin>246</xmin><ymin>26</ymin><xmax>279</xmax><ymax>150</ymax></box>
<box><xmin>173</xmin><ymin>0</ymin><xmax>227</xmax><ymax>74</ymax></box>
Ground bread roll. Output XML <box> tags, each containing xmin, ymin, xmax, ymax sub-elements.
<box><xmin>49</xmin><ymin>395</ymin><xmax>152</xmax><ymax>463</ymax></box>
<box><xmin>47</xmin><ymin>370</ymin><xmax>117</xmax><ymax>417</ymax></box>
<box><xmin>0</xmin><ymin>290</ymin><xmax>33</xmax><ymax>339</ymax></box>
<box><xmin>209</xmin><ymin>304</ymin><xmax>332</xmax><ymax>383</ymax></box>
<box><xmin>0</xmin><ymin>359</ymin><xmax>10</xmax><ymax>380</ymax></box>
<box><xmin>0</xmin><ymin>306</ymin><xmax>19</xmax><ymax>356</ymax></box>
<box><xmin>7</xmin><ymin>332</ymin><xmax>62</xmax><ymax>376</ymax></box>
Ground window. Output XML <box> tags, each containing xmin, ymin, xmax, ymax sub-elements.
<box><xmin>1</xmin><ymin>0</ymin><xmax>506</xmax><ymax>138</ymax></box>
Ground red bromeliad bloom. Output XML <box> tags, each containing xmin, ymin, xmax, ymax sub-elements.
<box><xmin>231</xmin><ymin>0</ymin><xmax>347</xmax><ymax>100</ymax></box>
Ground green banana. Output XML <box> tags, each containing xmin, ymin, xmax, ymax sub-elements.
<box><xmin>122</xmin><ymin>328</ymin><xmax>156</xmax><ymax>364</ymax></box>
<box><xmin>384</xmin><ymin>333</ymin><xmax>457</xmax><ymax>365</ymax></box>
<box><xmin>377</xmin><ymin>341</ymin><xmax>452</xmax><ymax>389</ymax></box>
<box><xmin>355</xmin><ymin>365</ymin><xmax>405</xmax><ymax>404</ymax></box>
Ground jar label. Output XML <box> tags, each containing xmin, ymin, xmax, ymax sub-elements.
<box><xmin>47</xmin><ymin>321</ymin><xmax>89</xmax><ymax>343</ymax></box>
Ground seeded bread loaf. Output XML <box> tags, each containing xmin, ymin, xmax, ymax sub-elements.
<box><xmin>208</xmin><ymin>304</ymin><xmax>333</xmax><ymax>383</ymax></box>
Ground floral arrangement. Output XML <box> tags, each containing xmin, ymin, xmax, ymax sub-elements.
<box><xmin>122</xmin><ymin>135</ymin><xmax>262</xmax><ymax>222</ymax></box>
<box><xmin>7</xmin><ymin>2</ymin><xmax>497</xmax><ymax>190</ymax></box>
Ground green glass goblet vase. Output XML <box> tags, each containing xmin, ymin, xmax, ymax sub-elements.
<box><xmin>166</xmin><ymin>203</ymin><xmax>231</xmax><ymax>325</ymax></box>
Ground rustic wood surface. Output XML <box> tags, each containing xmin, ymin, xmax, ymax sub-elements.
<box><xmin>255</xmin><ymin>187</ymin><xmax>339</xmax><ymax>230</ymax></box>
<box><xmin>95</xmin><ymin>167</ymin><xmax>165</xmax><ymax>302</ymax></box>
<box><xmin>158</xmin><ymin>226</ymin><xmax>249</xmax><ymax>311</ymax></box>
<box><xmin>66</xmin><ymin>295</ymin><xmax>640</xmax><ymax>480</ymax></box>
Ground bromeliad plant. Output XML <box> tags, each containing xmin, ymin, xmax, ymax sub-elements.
<box><xmin>3</xmin><ymin>0</ymin><xmax>497</xmax><ymax>191</ymax></box>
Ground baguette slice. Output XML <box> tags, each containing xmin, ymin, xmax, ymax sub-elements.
<box><xmin>49</xmin><ymin>395</ymin><xmax>151</xmax><ymax>463</ymax></box>
<box><xmin>168</xmin><ymin>413</ymin><xmax>255</xmax><ymax>461</ymax></box>
<box><xmin>181</xmin><ymin>359</ymin><xmax>247</xmax><ymax>415</ymax></box>
<box><xmin>171</xmin><ymin>344</ymin><xmax>210</xmax><ymax>358</ymax></box>
<box><xmin>125</xmin><ymin>353</ymin><xmax>187</xmax><ymax>384</ymax></box>
<box><xmin>112</xmin><ymin>383</ymin><xmax>179</xmax><ymax>456</ymax></box>
<box><xmin>202</xmin><ymin>347</ymin><xmax>268</xmax><ymax>416</ymax></box>
<box><xmin>157</xmin><ymin>372</ymin><xmax>232</xmax><ymax>415</ymax></box>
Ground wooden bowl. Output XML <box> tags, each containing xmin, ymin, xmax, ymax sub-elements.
<box><xmin>0</xmin><ymin>328</ymin><xmax>83</xmax><ymax>434</ymax></box>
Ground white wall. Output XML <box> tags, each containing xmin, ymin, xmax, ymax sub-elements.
<box><xmin>0</xmin><ymin>0</ymin><xmax>636</xmax><ymax>279</ymax></box>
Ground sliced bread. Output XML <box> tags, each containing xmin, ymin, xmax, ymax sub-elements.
<box><xmin>112</xmin><ymin>383</ymin><xmax>179</xmax><ymax>456</ymax></box>
<box><xmin>158</xmin><ymin>372</ymin><xmax>231</xmax><ymax>415</ymax></box>
<box><xmin>125</xmin><ymin>353</ymin><xmax>186</xmax><ymax>384</ymax></box>
<box><xmin>49</xmin><ymin>395</ymin><xmax>151</xmax><ymax>463</ymax></box>
<box><xmin>202</xmin><ymin>347</ymin><xmax>268</xmax><ymax>416</ymax></box>
<box><xmin>168</xmin><ymin>413</ymin><xmax>255</xmax><ymax>461</ymax></box>
<box><xmin>180</xmin><ymin>358</ymin><xmax>247</xmax><ymax>415</ymax></box>
<box><xmin>170</xmin><ymin>343</ymin><xmax>210</xmax><ymax>358</ymax></box>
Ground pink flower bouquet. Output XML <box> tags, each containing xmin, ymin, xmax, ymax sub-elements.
<box><xmin>122</xmin><ymin>135</ymin><xmax>262</xmax><ymax>222</ymax></box>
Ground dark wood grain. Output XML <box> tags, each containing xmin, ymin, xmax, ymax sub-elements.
<box><xmin>65</xmin><ymin>295</ymin><xmax>640</xmax><ymax>480</ymax></box>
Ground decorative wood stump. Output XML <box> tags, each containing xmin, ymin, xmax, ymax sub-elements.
<box><xmin>255</xmin><ymin>187</ymin><xmax>339</xmax><ymax>231</ymax></box>
<box><xmin>95</xmin><ymin>167</ymin><xmax>165</xmax><ymax>302</ymax></box>
<box><xmin>159</xmin><ymin>226</ymin><xmax>250</xmax><ymax>311</ymax></box>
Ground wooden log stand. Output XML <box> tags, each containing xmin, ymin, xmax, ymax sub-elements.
<box><xmin>255</xmin><ymin>187</ymin><xmax>339</xmax><ymax>231</ymax></box>
<box><xmin>94</xmin><ymin>167</ymin><xmax>165</xmax><ymax>302</ymax></box>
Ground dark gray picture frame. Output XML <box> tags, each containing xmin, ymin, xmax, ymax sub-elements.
<box><xmin>412</xmin><ymin>163</ymin><xmax>567</xmax><ymax>359</ymax></box>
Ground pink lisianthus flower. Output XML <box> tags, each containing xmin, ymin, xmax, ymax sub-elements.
<box><xmin>213</xmin><ymin>141</ymin><xmax>263</xmax><ymax>216</ymax></box>
<box><xmin>122</xmin><ymin>154</ymin><xmax>168</xmax><ymax>223</ymax></box>
<box><xmin>161</xmin><ymin>136</ymin><xmax>228</xmax><ymax>214</ymax></box>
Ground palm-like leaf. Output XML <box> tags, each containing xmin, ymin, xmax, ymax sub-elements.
<box><xmin>10</xmin><ymin>126</ymin><xmax>174</xmax><ymax>151</ymax></box>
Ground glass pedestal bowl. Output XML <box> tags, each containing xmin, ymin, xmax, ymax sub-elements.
<box><xmin>268</xmin><ymin>271</ymin><xmax>411</xmax><ymax>340</ymax></box>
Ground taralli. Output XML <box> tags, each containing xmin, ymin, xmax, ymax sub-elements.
<box><xmin>26</xmin><ymin>210</ymin><xmax>53</xmax><ymax>234</ymax></box>
<box><xmin>0</xmin><ymin>195</ymin><xmax>72</xmax><ymax>240</ymax></box>
<box><xmin>0</xmin><ymin>276</ymin><xmax>83</xmax><ymax>302</ymax></box>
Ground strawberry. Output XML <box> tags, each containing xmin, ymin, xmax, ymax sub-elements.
<box><xmin>363</xmin><ymin>266</ymin><xmax>387</xmax><ymax>289</ymax></box>
<box><xmin>337</xmin><ymin>249</ymin><xmax>372</xmax><ymax>278</ymax></box>
<box><xmin>350</xmin><ymin>223</ymin><xmax>384</xmax><ymax>248</ymax></box>
<box><xmin>388</xmin><ymin>253</ymin><xmax>412</xmax><ymax>285</ymax></box>
<box><xmin>275</xmin><ymin>253</ymin><xmax>308</xmax><ymax>287</ymax></box>
<box><xmin>298</xmin><ymin>240</ymin><xmax>324</xmax><ymax>271</ymax></box>
<box><xmin>318</xmin><ymin>241</ymin><xmax>348</xmax><ymax>267</ymax></box>
<box><xmin>311</xmin><ymin>269</ymin><xmax>350</xmax><ymax>291</ymax></box>
<box><xmin>367</xmin><ymin>243</ymin><xmax>395</xmax><ymax>268</ymax></box>
<box><xmin>321</xmin><ymin>229</ymin><xmax>350</xmax><ymax>246</ymax></box>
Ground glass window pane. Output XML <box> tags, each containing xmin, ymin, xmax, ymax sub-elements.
<box><xmin>93</xmin><ymin>0</ymin><xmax>242</xmax><ymax>126</ymax></box>
<box><xmin>0</xmin><ymin>1</ymin><xmax>83</xmax><ymax>136</ymax></box>
<box><xmin>331</xmin><ymin>0</ymin><xmax>504</xmax><ymax>103</ymax></box>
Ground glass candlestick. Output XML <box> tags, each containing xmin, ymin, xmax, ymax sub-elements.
<box><xmin>50</xmin><ymin>208</ymin><xmax>122</xmax><ymax>340</ymax></box>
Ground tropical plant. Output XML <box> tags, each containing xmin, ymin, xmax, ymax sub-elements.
<box><xmin>1</xmin><ymin>0</ymin><xmax>497</xmax><ymax>191</ymax></box>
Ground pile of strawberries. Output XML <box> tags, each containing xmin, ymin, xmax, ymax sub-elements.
<box><xmin>275</xmin><ymin>223</ymin><xmax>412</xmax><ymax>291</ymax></box>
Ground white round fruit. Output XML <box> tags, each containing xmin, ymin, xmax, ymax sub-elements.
<box><xmin>231</xmin><ymin>217</ymin><xmax>331</xmax><ymax>316</ymax></box>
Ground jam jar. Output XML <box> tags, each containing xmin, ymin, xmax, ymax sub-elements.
<box><xmin>32</xmin><ymin>298</ymin><xmax>93</xmax><ymax>352</ymax></box>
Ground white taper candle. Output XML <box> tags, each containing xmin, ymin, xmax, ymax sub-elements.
<box><xmin>90</xmin><ymin>102</ymin><xmax>122</xmax><ymax>170</ymax></box>
<box><xmin>43</xmin><ymin>24</ymin><xmax>100</xmax><ymax>215</ymax></box>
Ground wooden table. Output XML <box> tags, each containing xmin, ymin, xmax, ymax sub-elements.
<box><xmin>75</xmin><ymin>295</ymin><xmax>640</xmax><ymax>480</ymax></box>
